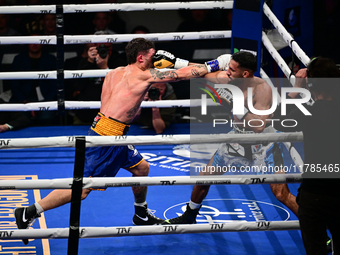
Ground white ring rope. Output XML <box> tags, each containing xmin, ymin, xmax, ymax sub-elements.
<box><xmin>0</xmin><ymin>35</ymin><xmax>56</xmax><ymax>45</ymax></box>
<box><xmin>0</xmin><ymin>67</ymin><xmax>173</xmax><ymax>80</ymax></box>
<box><xmin>0</xmin><ymin>174</ymin><xmax>302</xmax><ymax>190</ymax></box>
<box><xmin>0</xmin><ymin>30</ymin><xmax>230</xmax><ymax>45</ymax></box>
<box><xmin>262</xmin><ymin>31</ymin><xmax>296</xmax><ymax>86</ymax></box>
<box><xmin>0</xmin><ymin>1</ymin><xmax>233</xmax><ymax>14</ymax></box>
<box><xmin>0</xmin><ymin>99</ymin><xmax>210</xmax><ymax>111</ymax></box>
<box><xmin>64</xmin><ymin>31</ymin><xmax>231</xmax><ymax>44</ymax></box>
<box><xmin>0</xmin><ymin>133</ymin><xmax>304</xmax><ymax>149</ymax></box>
<box><xmin>0</xmin><ymin>221</ymin><xmax>300</xmax><ymax>240</ymax></box>
<box><xmin>263</xmin><ymin>3</ymin><xmax>310</xmax><ymax>66</ymax></box>
<box><xmin>63</xmin><ymin>1</ymin><xmax>233</xmax><ymax>13</ymax></box>
<box><xmin>0</xmin><ymin>5</ymin><xmax>55</xmax><ymax>14</ymax></box>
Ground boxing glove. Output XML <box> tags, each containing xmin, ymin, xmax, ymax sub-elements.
<box><xmin>205</xmin><ymin>54</ymin><xmax>232</xmax><ymax>72</ymax></box>
<box><xmin>152</xmin><ymin>50</ymin><xmax>189</xmax><ymax>69</ymax></box>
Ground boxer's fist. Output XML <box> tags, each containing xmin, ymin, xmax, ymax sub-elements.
<box><xmin>205</xmin><ymin>54</ymin><xmax>232</xmax><ymax>72</ymax></box>
<box><xmin>153</xmin><ymin>50</ymin><xmax>189</xmax><ymax>69</ymax></box>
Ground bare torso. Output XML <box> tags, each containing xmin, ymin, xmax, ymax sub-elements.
<box><xmin>99</xmin><ymin>65</ymin><xmax>152</xmax><ymax>124</ymax></box>
<box><xmin>236</xmin><ymin>77</ymin><xmax>273</xmax><ymax>132</ymax></box>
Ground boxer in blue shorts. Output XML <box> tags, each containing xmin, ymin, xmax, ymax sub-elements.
<box><xmin>84</xmin><ymin>112</ymin><xmax>144</xmax><ymax>179</ymax></box>
<box><xmin>14</xmin><ymin>37</ymin><xmax>229</xmax><ymax>244</ymax></box>
<box><xmin>163</xmin><ymin>51</ymin><xmax>299</xmax><ymax>224</ymax></box>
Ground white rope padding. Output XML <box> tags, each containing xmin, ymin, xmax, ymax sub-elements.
<box><xmin>0</xmin><ymin>221</ymin><xmax>300</xmax><ymax>240</ymax></box>
<box><xmin>0</xmin><ymin>99</ymin><xmax>210</xmax><ymax>111</ymax></box>
<box><xmin>63</xmin><ymin>1</ymin><xmax>233</xmax><ymax>13</ymax></box>
<box><xmin>64</xmin><ymin>69</ymin><xmax>110</xmax><ymax>79</ymax></box>
<box><xmin>0</xmin><ymin>36</ymin><xmax>56</xmax><ymax>45</ymax></box>
<box><xmin>0</xmin><ymin>67</ymin><xmax>171</xmax><ymax>80</ymax></box>
<box><xmin>0</xmin><ymin>71</ymin><xmax>57</xmax><ymax>80</ymax></box>
<box><xmin>263</xmin><ymin>3</ymin><xmax>310</xmax><ymax>66</ymax></box>
<box><xmin>0</xmin><ymin>1</ymin><xmax>232</xmax><ymax>14</ymax></box>
<box><xmin>0</xmin><ymin>174</ymin><xmax>302</xmax><ymax>190</ymax></box>
<box><xmin>262</xmin><ymin>31</ymin><xmax>295</xmax><ymax>86</ymax></box>
<box><xmin>0</xmin><ymin>31</ymin><xmax>230</xmax><ymax>46</ymax></box>
<box><xmin>64</xmin><ymin>31</ymin><xmax>231</xmax><ymax>44</ymax></box>
<box><xmin>0</xmin><ymin>133</ymin><xmax>304</xmax><ymax>149</ymax></box>
<box><xmin>0</xmin><ymin>5</ymin><xmax>55</xmax><ymax>14</ymax></box>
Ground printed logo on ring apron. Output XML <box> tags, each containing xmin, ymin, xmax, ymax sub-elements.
<box><xmin>164</xmin><ymin>199</ymin><xmax>290</xmax><ymax>223</ymax></box>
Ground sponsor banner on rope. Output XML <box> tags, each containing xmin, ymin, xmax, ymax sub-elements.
<box><xmin>0</xmin><ymin>175</ymin><xmax>49</xmax><ymax>254</ymax></box>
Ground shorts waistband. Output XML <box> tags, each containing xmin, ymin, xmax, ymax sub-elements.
<box><xmin>91</xmin><ymin>112</ymin><xmax>130</xmax><ymax>136</ymax></box>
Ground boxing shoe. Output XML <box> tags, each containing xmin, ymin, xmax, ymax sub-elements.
<box><xmin>162</xmin><ymin>203</ymin><xmax>201</xmax><ymax>224</ymax></box>
<box><xmin>14</xmin><ymin>206</ymin><xmax>41</xmax><ymax>245</ymax></box>
<box><xmin>133</xmin><ymin>204</ymin><xmax>164</xmax><ymax>225</ymax></box>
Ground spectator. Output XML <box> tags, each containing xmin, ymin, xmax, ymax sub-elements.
<box><xmin>0</xmin><ymin>14</ymin><xmax>21</xmax><ymax>36</ymax></box>
<box><xmin>133</xmin><ymin>82</ymin><xmax>177</xmax><ymax>134</ymax></box>
<box><xmin>72</xmin><ymin>36</ymin><xmax>126</xmax><ymax>125</ymax></box>
<box><xmin>41</xmin><ymin>13</ymin><xmax>56</xmax><ymax>35</ymax></box>
<box><xmin>10</xmin><ymin>34</ymin><xmax>57</xmax><ymax>125</ymax></box>
<box><xmin>92</xmin><ymin>12</ymin><xmax>115</xmax><ymax>34</ymax></box>
<box><xmin>104</xmin><ymin>0</ymin><xmax>126</xmax><ymax>34</ymax></box>
<box><xmin>0</xmin><ymin>98</ymin><xmax>32</xmax><ymax>133</ymax></box>
<box><xmin>273</xmin><ymin>57</ymin><xmax>340</xmax><ymax>254</ymax></box>
<box><xmin>131</xmin><ymin>25</ymin><xmax>150</xmax><ymax>34</ymax></box>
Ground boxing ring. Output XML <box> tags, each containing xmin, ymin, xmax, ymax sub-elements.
<box><xmin>0</xmin><ymin>1</ymin><xmax>312</xmax><ymax>255</ymax></box>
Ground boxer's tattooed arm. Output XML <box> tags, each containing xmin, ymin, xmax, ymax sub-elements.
<box><xmin>150</xmin><ymin>69</ymin><xmax>179</xmax><ymax>81</ymax></box>
<box><xmin>191</xmin><ymin>64</ymin><xmax>207</xmax><ymax>77</ymax></box>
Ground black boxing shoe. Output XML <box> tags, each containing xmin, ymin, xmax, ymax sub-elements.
<box><xmin>133</xmin><ymin>204</ymin><xmax>164</xmax><ymax>225</ymax></box>
<box><xmin>162</xmin><ymin>203</ymin><xmax>200</xmax><ymax>224</ymax></box>
<box><xmin>14</xmin><ymin>206</ymin><xmax>41</xmax><ymax>245</ymax></box>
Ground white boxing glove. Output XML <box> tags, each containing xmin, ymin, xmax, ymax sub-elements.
<box><xmin>205</xmin><ymin>54</ymin><xmax>232</xmax><ymax>72</ymax></box>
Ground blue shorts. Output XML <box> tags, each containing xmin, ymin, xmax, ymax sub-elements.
<box><xmin>83</xmin><ymin>129</ymin><xmax>144</xmax><ymax>177</ymax></box>
<box><xmin>212</xmin><ymin>129</ymin><xmax>284</xmax><ymax>175</ymax></box>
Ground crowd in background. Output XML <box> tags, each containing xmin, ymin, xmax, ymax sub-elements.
<box><xmin>0</xmin><ymin>0</ymin><xmax>339</xmax><ymax>133</ymax></box>
<box><xmin>0</xmin><ymin>0</ymin><xmax>232</xmax><ymax>132</ymax></box>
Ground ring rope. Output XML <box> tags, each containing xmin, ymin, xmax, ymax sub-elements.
<box><xmin>0</xmin><ymin>31</ymin><xmax>230</xmax><ymax>45</ymax></box>
<box><xmin>0</xmin><ymin>174</ymin><xmax>302</xmax><ymax>190</ymax></box>
<box><xmin>0</xmin><ymin>5</ymin><xmax>55</xmax><ymax>14</ymax></box>
<box><xmin>0</xmin><ymin>99</ymin><xmax>211</xmax><ymax>111</ymax></box>
<box><xmin>0</xmin><ymin>132</ymin><xmax>304</xmax><ymax>149</ymax></box>
<box><xmin>0</xmin><ymin>1</ymin><xmax>232</xmax><ymax>14</ymax></box>
<box><xmin>0</xmin><ymin>67</ymin><xmax>173</xmax><ymax>80</ymax></box>
<box><xmin>263</xmin><ymin>3</ymin><xmax>310</xmax><ymax>66</ymax></box>
<box><xmin>63</xmin><ymin>1</ymin><xmax>233</xmax><ymax>13</ymax></box>
<box><xmin>64</xmin><ymin>31</ymin><xmax>231</xmax><ymax>44</ymax></box>
<box><xmin>262</xmin><ymin>31</ymin><xmax>296</xmax><ymax>86</ymax></box>
<box><xmin>0</xmin><ymin>221</ymin><xmax>300</xmax><ymax>240</ymax></box>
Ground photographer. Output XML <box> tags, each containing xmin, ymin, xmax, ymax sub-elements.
<box><xmin>72</xmin><ymin>41</ymin><xmax>126</xmax><ymax>125</ymax></box>
<box><xmin>133</xmin><ymin>82</ymin><xmax>177</xmax><ymax>134</ymax></box>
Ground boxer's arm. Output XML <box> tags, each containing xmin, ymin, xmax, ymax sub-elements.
<box><xmin>146</xmin><ymin>64</ymin><xmax>209</xmax><ymax>83</ymax></box>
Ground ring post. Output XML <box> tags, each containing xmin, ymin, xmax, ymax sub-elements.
<box><xmin>56</xmin><ymin>4</ymin><xmax>66</xmax><ymax>123</ymax></box>
<box><xmin>231</xmin><ymin>0</ymin><xmax>265</xmax><ymax>77</ymax></box>
<box><xmin>67</xmin><ymin>137</ymin><xmax>86</xmax><ymax>255</ymax></box>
